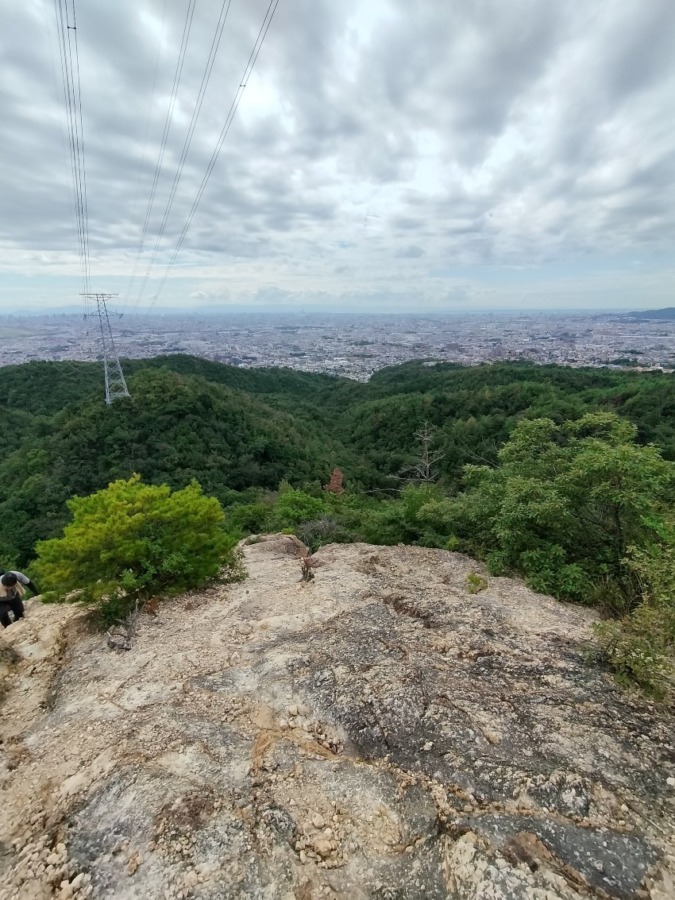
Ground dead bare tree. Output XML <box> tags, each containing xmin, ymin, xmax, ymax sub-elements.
<box><xmin>400</xmin><ymin>421</ymin><xmax>444</xmax><ymax>483</ymax></box>
<box><xmin>106</xmin><ymin>598</ymin><xmax>140</xmax><ymax>651</ymax></box>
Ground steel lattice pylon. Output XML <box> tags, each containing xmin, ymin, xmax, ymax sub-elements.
<box><xmin>81</xmin><ymin>293</ymin><xmax>130</xmax><ymax>404</ymax></box>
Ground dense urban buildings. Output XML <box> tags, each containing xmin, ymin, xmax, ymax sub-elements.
<box><xmin>1</xmin><ymin>310</ymin><xmax>674</xmax><ymax>380</ymax></box>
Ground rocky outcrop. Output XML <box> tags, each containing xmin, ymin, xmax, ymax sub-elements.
<box><xmin>1</xmin><ymin>536</ymin><xmax>674</xmax><ymax>899</ymax></box>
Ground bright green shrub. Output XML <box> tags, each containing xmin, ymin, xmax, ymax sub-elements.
<box><xmin>595</xmin><ymin>605</ymin><xmax>674</xmax><ymax>699</ymax></box>
<box><xmin>227</xmin><ymin>500</ymin><xmax>273</xmax><ymax>535</ymax></box>
<box><xmin>466</xmin><ymin>572</ymin><xmax>488</xmax><ymax>594</ymax></box>
<box><xmin>35</xmin><ymin>475</ymin><xmax>234</xmax><ymax>624</ymax></box>
<box><xmin>595</xmin><ymin>525</ymin><xmax>675</xmax><ymax>698</ymax></box>
<box><xmin>270</xmin><ymin>488</ymin><xmax>328</xmax><ymax>529</ymax></box>
<box><xmin>359</xmin><ymin>484</ymin><xmax>447</xmax><ymax>546</ymax></box>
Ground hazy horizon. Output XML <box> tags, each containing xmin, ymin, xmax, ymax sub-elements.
<box><xmin>0</xmin><ymin>303</ymin><xmax>670</xmax><ymax>319</ymax></box>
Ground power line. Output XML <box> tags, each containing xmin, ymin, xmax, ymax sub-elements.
<box><xmin>52</xmin><ymin>0</ymin><xmax>130</xmax><ymax>401</ymax></box>
<box><xmin>134</xmin><ymin>0</ymin><xmax>233</xmax><ymax>306</ymax></box>
<box><xmin>122</xmin><ymin>0</ymin><xmax>169</xmax><ymax>311</ymax></box>
<box><xmin>126</xmin><ymin>0</ymin><xmax>198</xmax><ymax>306</ymax></box>
<box><xmin>43</xmin><ymin>1</ymin><xmax>93</xmax><ymax>366</ymax></box>
<box><xmin>69</xmin><ymin>0</ymin><xmax>90</xmax><ymax>294</ymax></box>
<box><xmin>53</xmin><ymin>0</ymin><xmax>90</xmax><ymax>293</ymax></box>
<box><xmin>150</xmin><ymin>0</ymin><xmax>282</xmax><ymax>305</ymax></box>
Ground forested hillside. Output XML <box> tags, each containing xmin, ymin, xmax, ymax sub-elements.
<box><xmin>1</xmin><ymin>355</ymin><xmax>674</xmax><ymax>566</ymax></box>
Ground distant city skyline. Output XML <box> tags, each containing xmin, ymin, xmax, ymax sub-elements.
<box><xmin>1</xmin><ymin>310</ymin><xmax>674</xmax><ymax>379</ymax></box>
<box><xmin>1</xmin><ymin>1</ymin><xmax>674</xmax><ymax>313</ymax></box>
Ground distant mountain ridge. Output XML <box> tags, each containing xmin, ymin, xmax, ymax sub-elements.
<box><xmin>626</xmin><ymin>306</ymin><xmax>675</xmax><ymax>320</ymax></box>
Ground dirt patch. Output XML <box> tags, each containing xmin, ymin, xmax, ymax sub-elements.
<box><xmin>154</xmin><ymin>790</ymin><xmax>216</xmax><ymax>839</ymax></box>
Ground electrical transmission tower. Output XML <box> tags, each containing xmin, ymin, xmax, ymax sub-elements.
<box><xmin>81</xmin><ymin>293</ymin><xmax>130</xmax><ymax>404</ymax></box>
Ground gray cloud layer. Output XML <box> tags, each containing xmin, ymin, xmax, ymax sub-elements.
<box><xmin>0</xmin><ymin>0</ymin><xmax>674</xmax><ymax>311</ymax></box>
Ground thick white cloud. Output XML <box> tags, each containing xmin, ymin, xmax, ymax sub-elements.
<box><xmin>0</xmin><ymin>0</ymin><xmax>673</xmax><ymax>311</ymax></box>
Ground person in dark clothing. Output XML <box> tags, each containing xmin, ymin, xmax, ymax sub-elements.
<box><xmin>0</xmin><ymin>570</ymin><xmax>39</xmax><ymax>628</ymax></box>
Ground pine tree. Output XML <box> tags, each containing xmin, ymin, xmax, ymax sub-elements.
<box><xmin>35</xmin><ymin>475</ymin><xmax>234</xmax><ymax>619</ymax></box>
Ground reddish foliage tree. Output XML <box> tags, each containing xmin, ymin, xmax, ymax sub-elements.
<box><xmin>324</xmin><ymin>467</ymin><xmax>344</xmax><ymax>494</ymax></box>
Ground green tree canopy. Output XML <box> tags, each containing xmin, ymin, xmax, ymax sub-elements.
<box><xmin>435</xmin><ymin>412</ymin><xmax>675</xmax><ymax>607</ymax></box>
<box><xmin>35</xmin><ymin>475</ymin><xmax>233</xmax><ymax>614</ymax></box>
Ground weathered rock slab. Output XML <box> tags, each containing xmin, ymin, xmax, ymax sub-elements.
<box><xmin>1</xmin><ymin>536</ymin><xmax>674</xmax><ymax>899</ymax></box>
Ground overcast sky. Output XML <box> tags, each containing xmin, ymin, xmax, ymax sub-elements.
<box><xmin>0</xmin><ymin>0</ymin><xmax>674</xmax><ymax>314</ymax></box>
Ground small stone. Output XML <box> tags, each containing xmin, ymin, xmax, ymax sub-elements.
<box><xmin>297</xmin><ymin>703</ymin><xmax>310</xmax><ymax>717</ymax></box>
<box><xmin>183</xmin><ymin>871</ymin><xmax>199</xmax><ymax>888</ymax></box>
<box><xmin>288</xmin><ymin>704</ymin><xmax>298</xmax><ymax>717</ymax></box>
<box><xmin>195</xmin><ymin>862</ymin><xmax>214</xmax><ymax>877</ymax></box>
<box><xmin>312</xmin><ymin>838</ymin><xmax>333</xmax><ymax>858</ymax></box>
<box><xmin>667</xmin><ymin>777</ymin><xmax>675</xmax><ymax>788</ymax></box>
<box><xmin>58</xmin><ymin>885</ymin><xmax>73</xmax><ymax>900</ymax></box>
<box><xmin>71</xmin><ymin>873</ymin><xmax>85</xmax><ymax>889</ymax></box>
<box><xmin>422</xmin><ymin>741</ymin><xmax>433</xmax><ymax>752</ymax></box>
<box><xmin>312</xmin><ymin>814</ymin><xmax>325</xmax><ymax>829</ymax></box>
<box><xmin>47</xmin><ymin>853</ymin><xmax>61</xmax><ymax>866</ymax></box>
